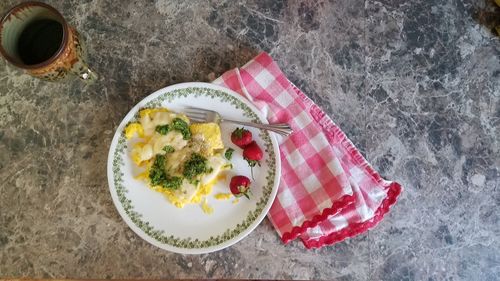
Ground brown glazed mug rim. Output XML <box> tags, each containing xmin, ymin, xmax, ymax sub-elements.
<box><xmin>0</xmin><ymin>1</ymin><xmax>69</xmax><ymax>70</ymax></box>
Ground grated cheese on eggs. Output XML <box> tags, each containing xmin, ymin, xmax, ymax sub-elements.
<box><xmin>126</xmin><ymin>107</ymin><xmax>231</xmax><ymax>213</ymax></box>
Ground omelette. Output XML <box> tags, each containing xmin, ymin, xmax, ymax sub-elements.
<box><xmin>124</xmin><ymin>107</ymin><xmax>230</xmax><ymax>212</ymax></box>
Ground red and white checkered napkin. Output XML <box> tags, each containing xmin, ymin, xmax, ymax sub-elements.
<box><xmin>213</xmin><ymin>52</ymin><xmax>402</xmax><ymax>249</ymax></box>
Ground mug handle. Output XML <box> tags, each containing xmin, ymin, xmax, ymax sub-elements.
<box><xmin>70</xmin><ymin>60</ymin><xmax>98</xmax><ymax>82</ymax></box>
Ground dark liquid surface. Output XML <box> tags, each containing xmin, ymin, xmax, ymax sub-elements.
<box><xmin>17</xmin><ymin>19</ymin><xmax>63</xmax><ymax>65</ymax></box>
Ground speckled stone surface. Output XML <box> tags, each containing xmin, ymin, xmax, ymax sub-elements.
<box><xmin>0</xmin><ymin>0</ymin><xmax>499</xmax><ymax>280</ymax></box>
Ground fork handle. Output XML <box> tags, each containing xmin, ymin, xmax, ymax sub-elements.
<box><xmin>221</xmin><ymin>119</ymin><xmax>293</xmax><ymax>136</ymax></box>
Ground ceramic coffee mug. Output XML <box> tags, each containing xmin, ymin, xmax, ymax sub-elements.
<box><xmin>0</xmin><ymin>1</ymin><xmax>97</xmax><ymax>81</ymax></box>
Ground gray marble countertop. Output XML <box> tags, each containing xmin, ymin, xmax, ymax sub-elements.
<box><xmin>1</xmin><ymin>0</ymin><xmax>499</xmax><ymax>280</ymax></box>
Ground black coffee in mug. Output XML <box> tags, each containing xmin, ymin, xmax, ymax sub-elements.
<box><xmin>17</xmin><ymin>19</ymin><xmax>63</xmax><ymax>65</ymax></box>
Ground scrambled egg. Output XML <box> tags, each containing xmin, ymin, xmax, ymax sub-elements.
<box><xmin>201</xmin><ymin>198</ymin><xmax>214</xmax><ymax>214</ymax></box>
<box><xmin>124</xmin><ymin>123</ymin><xmax>144</xmax><ymax>139</ymax></box>
<box><xmin>124</xmin><ymin>107</ymin><xmax>230</xmax><ymax>213</ymax></box>
<box><xmin>214</xmin><ymin>193</ymin><xmax>232</xmax><ymax>200</ymax></box>
<box><xmin>189</xmin><ymin>123</ymin><xmax>224</xmax><ymax>152</ymax></box>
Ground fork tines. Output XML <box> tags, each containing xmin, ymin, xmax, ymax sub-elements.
<box><xmin>185</xmin><ymin>107</ymin><xmax>208</xmax><ymax>122</ymax></box>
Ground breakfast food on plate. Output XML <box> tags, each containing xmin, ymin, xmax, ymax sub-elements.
<box><xmin>229</xmin><ymin>127</ymin><xmax>264</xmax><ymax>180</ymax></box>
<box><xmin>124</xmin><ymin>107</ymin><xmax>231</xmax><ymax>212</ymax></box>
<box><xmin>242</xmin><ymin>141</ymin><xmax>263</xmax><ymax>167</ymax></box>
<box><xmin>231</xmin><ymin>127</ymin><xmax>253</xmax><ymax>148</ymax></box>
<box><xmin>229</xmin><ymin>175</ymin><xmax>252</xmax><ymax>199</ymax></box>
<box><xmin>224</xmin><ymin>148</ymin><xmax>234</xmax><ymax>160</ymax></box>
<box><xmin>214</xmin><ymin>193</ymin><xmax>232</xmax><ymax>200</ymax></box>
<box><xmin>243</xmin><ymin>140</ymin><xmax>263</xmax><ymax>180</ymax></box>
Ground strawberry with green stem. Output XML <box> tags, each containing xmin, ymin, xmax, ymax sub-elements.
<box><xmin>229</xmin><ymin>175</ymin><xmax>251</xmax><ymax>199</ymax></box>
<box><xmin>243</xmin><ymin>141</ymin><xmax>263</xmax><ymax>180</ymax></box>
<box><xmin>231</xmin><ymin>127</ymin><xmax>252</xmax><ymax>148</ymax></box>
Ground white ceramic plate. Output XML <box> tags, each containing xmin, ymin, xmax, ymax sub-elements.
<box><xmin>107</xmin><ymin>82</ymin><xmax>281</xmax><ymax>254</ymax></box>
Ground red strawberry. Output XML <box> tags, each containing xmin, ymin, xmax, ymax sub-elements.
<box><xmin>231</xmin><ymin>127</ymin><xmax>252</xmax><ymax>148</ymax></box>
<box><xmin>229</xmin><ymin>175</ymin><xmax>251</xmax><ymax>199</ymax></box>
<box><xmin>243</xmin><ymin>141</ymin><xmax>263</xmax><ymax>167</ymax></box>
<box><xmin>243</xmin><ymin>141</ymin><xmax>263</xmax><ymax>180</ymax></box>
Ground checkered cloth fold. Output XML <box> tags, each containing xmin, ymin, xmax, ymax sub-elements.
<box><xmin>213</xmin><ymin>52</ymin><xmax>402</xmax><ymax>248</ymax></box>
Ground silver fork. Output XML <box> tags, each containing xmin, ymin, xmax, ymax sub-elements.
<box><xmin>184</xmin><ymin>107</ymin><xmax>293</xmax><ymax>136</ymax></box>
